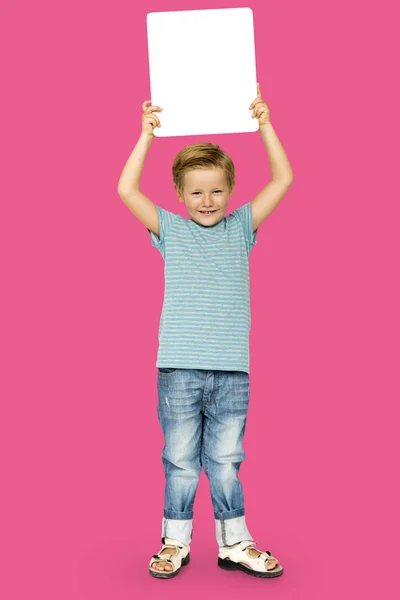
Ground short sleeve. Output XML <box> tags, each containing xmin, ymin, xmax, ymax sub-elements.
<box><xmin>147</xmin><ymin>205</ymin><xmax>179</xmax><ymax>259</ymax></box>
<box><xmin>229</xmin><ymin>201</ymin><xmax>258</xmax><ymax>256</ymax></box>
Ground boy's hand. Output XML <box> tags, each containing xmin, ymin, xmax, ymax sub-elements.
<box><xmin>142</xmin><ymin>100</ymin><xmax>163</xmax><ymax>137</ymax></box>
<box><xmin>249</xmin><ymin>83</ymin><xmax>271</xmax><ymax>128</ymax></box>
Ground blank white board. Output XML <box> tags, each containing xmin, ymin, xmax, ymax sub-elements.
<box><xmin>146</xmin><ymin>7</ymin><xmax>259</xmax><ymax>137</ymax></box>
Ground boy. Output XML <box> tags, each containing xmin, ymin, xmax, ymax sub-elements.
<box><xmin>117</xmin><ymin>84</ymin><xmax>293</xmax><ymax>579</ymax></box>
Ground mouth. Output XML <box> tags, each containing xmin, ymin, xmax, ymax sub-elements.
<box><xmin>198</xmin><ymin>210</ymin><xmax>217</xmax><ymax>215</ymax></box>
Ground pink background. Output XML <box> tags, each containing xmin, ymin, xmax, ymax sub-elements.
<box><xmin>1</xmin><ymin>1</ymin><xmax>399</xmax><ymax>598</ymax></box>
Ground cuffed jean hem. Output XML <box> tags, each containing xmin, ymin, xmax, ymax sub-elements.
<box><xmin>164</xmin><ymin>509</ymin><xmax>194</xmax><ymax>520</ymax></box>
<box><xmin>215</xmin><ymin>515</ymin><xmax>254</xmax><ymax>547</ymax></box>
<box><xmin>162</xmin><ymin>517</ymin><xmax>193</xmax><ymax>546</ymax></box>
<box><xmin>214</xmin><ymin>507</ymin><xmax>246</xmax><ymax>520</ymax></box>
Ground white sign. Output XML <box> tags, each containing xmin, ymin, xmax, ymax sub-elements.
<box><xmin>146</xmin><ymin>7</ymin><xmax>259</xmax><ymax>137</ymax></box>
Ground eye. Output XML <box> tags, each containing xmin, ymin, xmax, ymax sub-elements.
<box><xmin>192</xmin><ymin>190</ymin><xmax>222</xmax><ymax>195</ymax></box>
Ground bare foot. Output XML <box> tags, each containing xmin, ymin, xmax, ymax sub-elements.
<box><xmin>224</xmin><ymin>543</ymin><xmax>279</xmax><ymax>571</ymax></box>
<box><xmin>151</xmin><ymin>546</ymin><xmax>177</xmax><ymax>572</ymax></box>
<box><xmin>247</xmin><ymin>547</ymin><xmax>278</xmax><ymax>570</ymax></box>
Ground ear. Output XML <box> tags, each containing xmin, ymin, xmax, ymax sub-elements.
<box><xmin>174</xmin><ymin>184</ymin><xmax>184</xmax><ymax>202</ymax></box>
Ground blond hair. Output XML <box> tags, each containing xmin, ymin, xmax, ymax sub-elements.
<box><xmin>172</xmin><ymin>142</ymin><xmax>235</xmax><ymax>197</ymax></box>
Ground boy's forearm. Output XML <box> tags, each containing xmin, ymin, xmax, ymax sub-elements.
<box><xmin>117</xmin><ymin>133</ymin><xmax>154</xmax><ymax>193</ymax></box>
<box><xmin>259</xmin><ymin>122</ymin><xmax>294</xmax><ymax>184</ymax></box>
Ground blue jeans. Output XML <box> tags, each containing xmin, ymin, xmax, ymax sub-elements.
<box><xmin>157</xmin><ymin>368</ymin><xmax>254</xmax><ymax>547</ymax></box>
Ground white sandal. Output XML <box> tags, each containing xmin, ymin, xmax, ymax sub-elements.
<box><xmin>149</xmin><ymin>537</ymin><xmax>191</xmax><ymax>579</ymax></box>
<box><xmin>218</xmin><ymin>540</ymin><xmax>284</xmax><ymax>578</ymax></box>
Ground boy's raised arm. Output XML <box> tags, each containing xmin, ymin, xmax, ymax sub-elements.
<box><xmin>248</xmin><ymin>85</ymin><xmax>294</xmax><ymax>231</ymax></box>
<box><xmin>117</xmin><ymin>102</ymin><xmax>163</xmax><ymax>237</ymax></box>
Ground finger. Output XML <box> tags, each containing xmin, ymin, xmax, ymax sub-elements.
<box><xmin>150</xmin><ymin>115</ymin><xmax>161</xmax><ymax>127</ymax></box>
<box><xmin>142</xmin><ymin>100</ymin><xmax>163</xmax><ymax>112</ymax></box>
<box><xmin>249</xmin><ymin>98</ymin><xmax>263</xmax><ymax>110</ymax></box>
<box><xmin>145</xmin><ymin>106</ymin><xmax>163</xmax><ymax>113</ymax></box>
<box><xmin>249</xmin><ymin>96</ymin><xmax>264</xmax><ymax>109</ymax></box>
<box><xmin>254</xmin><ymin>107</ymin><xmax>269</xmax><ymax>119</ymax></box>
<box><xmin>252</xmin><ymin>105</ymin><xmax>265</xmax><ymax>118</ymax></box>
<box><xmin>257</xmin><ymin>82</ymin><xmax>261</xmax><ymax>96</ymax></box>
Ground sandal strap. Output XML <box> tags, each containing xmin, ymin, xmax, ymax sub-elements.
<box><xmin>218</xmin><ymin>541</ymin><xmax>279</xmax><ymax>572</ymax></box>
<box><xmin>244</xmin><ymin>544</ymin><xmax>276</xmax><ymax>561</ymax></box>
<box><xmin>163</xmin><ymin>537</ymin><xmax>187</xmax><ymax>548</ymax></box>
<box><xmin>149</xmin><ymin>538</ymin><xmax>190</xmax><ymax>571</ymax></box>
<box><xmin>236</xmin><ymin>541</ymin><xmax>275</xmax><ymax>560</ymax></box>
<box><xmin>232</xmin><ymin>540</ymin><xmax>257</xmax><ymax>550</ymax></box>
<box><xmin>152</xmin><ymin>554</ymin><xmax>174</xmax><ymax>563</ymax></box>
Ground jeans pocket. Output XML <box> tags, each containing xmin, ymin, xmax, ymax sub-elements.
<box><xmin>158</xmin><ymin>367</ymin><xmax>179</xmax><ymax>376</ymax></box>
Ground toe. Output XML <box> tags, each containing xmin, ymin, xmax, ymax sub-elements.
<box><xmin>151</xmin><ymin>547</ymin><xmax>177</xmax><ymax>572</ymax></box>
<box><xmin>266</xmin><ymin>558</ymin><xmax>278</xmax><ymax>570</ymax></box>
<box><xmin>152</xmin><ymin>560</ymin><xmax>172</xmax><ymax>571</ymax></box>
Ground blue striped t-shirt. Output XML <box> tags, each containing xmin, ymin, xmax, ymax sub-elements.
<box><xmin>147</xmin><ymin>201</ymin><xmax>258</xmax><ymax>373</ymax></box>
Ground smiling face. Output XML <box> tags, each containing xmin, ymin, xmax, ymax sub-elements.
<box><xmin>174</xmin><ymin>167</ymin><xmax>234</xmax><ymax>225</ymax></box>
